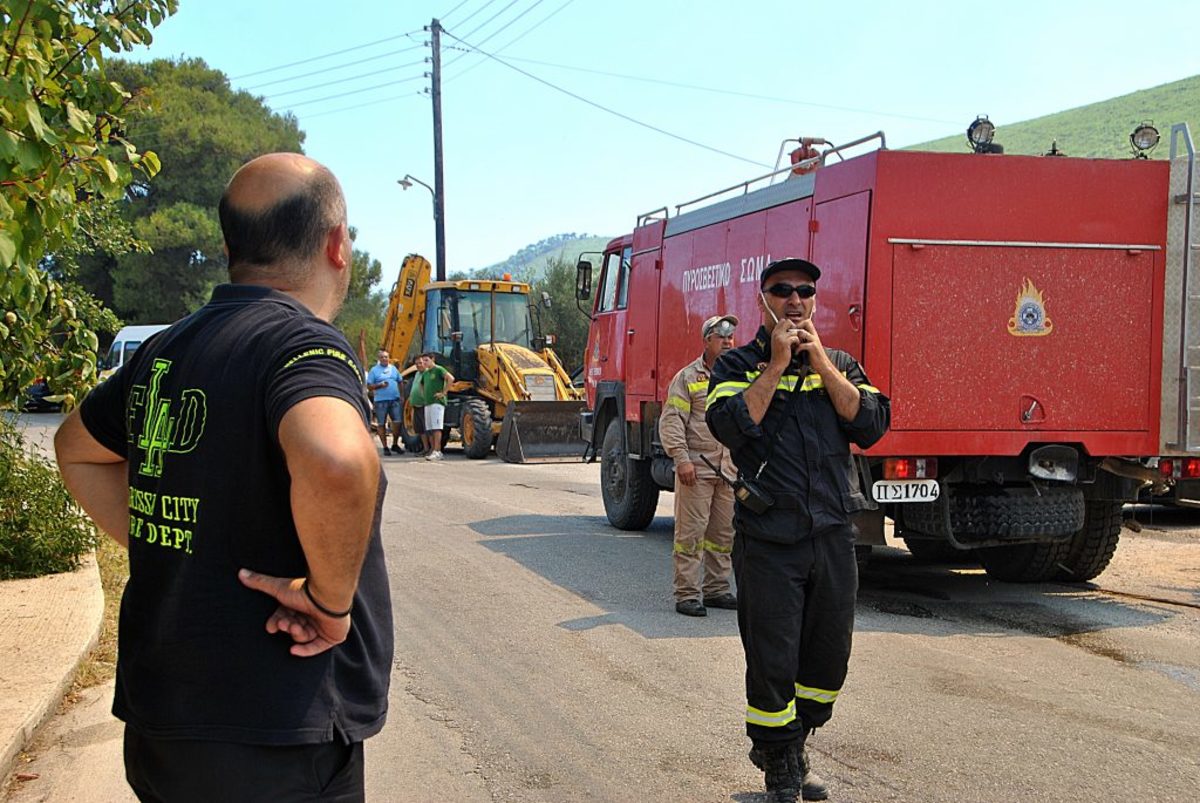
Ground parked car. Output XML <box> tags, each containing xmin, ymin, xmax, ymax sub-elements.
<box><xmin>22</xmin><ymin>379</ymin><xmax>62</xmax><ymax>413</ymax></box>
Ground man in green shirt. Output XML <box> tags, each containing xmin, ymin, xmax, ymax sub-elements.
<box><xmin>409</xmin><ymin>352</ymin><xmax>453</xmax><ymax>460</ymax></box>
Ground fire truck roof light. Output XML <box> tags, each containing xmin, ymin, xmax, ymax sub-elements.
<box><xmin>967</xmin><ymin>115</ymin><xmax>995</xmax><ymax>151</ymax></box>
<box><xmin>1130</xmin><ymin>122</ymin><xmax>1160</xmax><ymax>157</ymax></box>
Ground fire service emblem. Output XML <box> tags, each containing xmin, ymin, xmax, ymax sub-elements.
<box><xmin>1007</xmin><ymin>278</ymin><xmax>1053</xmax><ymax>337</ymax></box>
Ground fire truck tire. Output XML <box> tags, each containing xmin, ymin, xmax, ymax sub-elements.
<box><xmin>901</xmin><ymin>486</ymin><xmax>1085</xmax><ymax>539</ymax></box>
<box><xmin>976</xmin><ymin>539</ymin><xmax>1072</xmax><ymax>583</ymax></box>
<box><xmin>600</xmin><ymin>418</ymin><xmax>659</xmax><ymax>531</ymax></box>
<box><xmin>461</xmin><ymin>398</ymin><xmax>494</xmax><ymax>459</ymax></box>
<box><xmin>1053</xmin><ymin>501</ymin><xmax>1123</xmax><ymax>582</ymax></box>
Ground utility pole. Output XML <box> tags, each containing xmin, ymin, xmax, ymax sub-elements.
<box><xmin>430</xmin><ymin>18</ymin><xmax>447</xmax><ymax>281</ymax></box>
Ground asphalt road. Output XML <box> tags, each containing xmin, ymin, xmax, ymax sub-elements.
<box><xmin>5</xmin><ymin>419</ymin><xmax>1200</xmax><ymax>802</ymax></box>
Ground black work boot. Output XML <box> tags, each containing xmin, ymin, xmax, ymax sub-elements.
<box><xmin>797</xmin><ymin>745</ymin><xmax>829</xmax><ymax>801</ymax></box>
<box><xmin>748</xmin><ymin>744</ymin><xmax>800</xmax><ymax>803</ymax></box>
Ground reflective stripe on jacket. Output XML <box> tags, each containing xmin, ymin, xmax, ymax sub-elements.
<box><xmin>659</xmin><ymin>355</ymin><xmax>735</xmax><ymax>480</ymax></box>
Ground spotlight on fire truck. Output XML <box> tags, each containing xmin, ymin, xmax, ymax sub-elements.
<box><xmin>967</xmin><ymin>115</ymin><xmax>1003</xmax><ymax>154</ymax></box>
<box><xmin>1130</xmin><ymin>122</ymin><xmax>1160</xmax><ymax>159</ymax></box>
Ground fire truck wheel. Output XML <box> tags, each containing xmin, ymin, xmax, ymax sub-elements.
<box><xmin>1053</xmin><ymin>501</ymin><xmax>1123</xmax><ymax>582</ymax></box>
<box><xmin>462</xmin><ymin>398</ymin><xmax>494</xmax><ymax>459</ymax></box>
<box><xmin>600</xmin><ymin>418</ymin><xmax>659</xmax><ymax>531</ymax></box>
<box><xmin>902</xmin><ymin>486</ymin><xmax>1085</xmax><ymax>539</ymax></box>
<box><xmin>901</xmin><ymin>536</ymin><xmax>975</xmax><ymax>564</ymax></box>
<box><xmin>976</xmin><ymin>539</ymin><xmax>1071</xmax><ymax>583</ymax></box>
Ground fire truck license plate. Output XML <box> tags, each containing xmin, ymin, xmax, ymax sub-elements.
<box><xmin>871</xmin><ymin>479</ymin><xmax>940</xmax><ymax>503</ymax></box>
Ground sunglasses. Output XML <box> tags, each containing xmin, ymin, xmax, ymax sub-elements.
<box><xmin>705</xmin><ymin>321</ymin><xmax>736</xmax><ymax>338</ymax></box>
<box><xmin>764</xmin><ymin>282</ymin><xmax>817</xmax><ymax>300</ymax></box>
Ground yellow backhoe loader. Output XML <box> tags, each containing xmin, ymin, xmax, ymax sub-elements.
<box><xmin>380</xmin><ymin>254</ymin><xmax>586</xmax><ymax>462</ymax></box>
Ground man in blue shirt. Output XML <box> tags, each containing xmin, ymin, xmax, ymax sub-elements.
<box><xmin>366</xmin><ymin>349</ymin><xmax>402</xmax><ymax>455</ymax></box>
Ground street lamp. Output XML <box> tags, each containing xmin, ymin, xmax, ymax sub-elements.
<box><xmin>398</xmin><ymin>174</ymin><xmax>445</xmax><ymax>280</ymax></box>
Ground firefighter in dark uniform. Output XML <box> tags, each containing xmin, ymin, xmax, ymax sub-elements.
<box><xmin>706</xmin><ymin>258</ymin><xmax>890</xmax><ymax>803</ymax></box>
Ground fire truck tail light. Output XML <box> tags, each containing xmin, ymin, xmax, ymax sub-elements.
<box><xmin>1161</xmin><ymin>458</ymin><xmax>1200</xmax><ymax>479</ymax></box>
<box><xmin>884</xmin><ymin>458</ymin><xmax>938</xmax><ymax>480</ymax></box>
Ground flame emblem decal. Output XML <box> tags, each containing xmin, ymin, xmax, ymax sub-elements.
<box><xmin>1007</xmin><ymin>278</ymin><xmax>1053</xmax><ymax>337</ymax></box>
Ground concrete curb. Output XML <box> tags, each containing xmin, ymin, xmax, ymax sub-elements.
<box><xmin>0</xmin><ymin>555</ymin><xmax>105</xmax><ymax>780</ymax></box>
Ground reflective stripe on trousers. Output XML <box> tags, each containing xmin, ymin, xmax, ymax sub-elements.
<box><xmin>734</xmin><ymin>523</ymin><xmax>858</xmax><ymax>745</ymax></box>
<box><xmin>672</xmin><ymin>476</ymin><xmax>734</xmax><ymax>601</ymax></box>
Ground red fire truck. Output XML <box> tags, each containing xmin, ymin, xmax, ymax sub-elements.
<box><xmin>575</xmin><ymin>124</ymin><xmax>1199</xmax><ymax>583</ymax></box>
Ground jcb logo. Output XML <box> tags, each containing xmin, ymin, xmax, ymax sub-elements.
<box><xmin>127</xmin><ymin>359</ymin><xmax>208</xmax><ymax>478</ymax></box>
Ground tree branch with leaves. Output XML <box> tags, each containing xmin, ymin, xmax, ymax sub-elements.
<box><xmin>0</xmin><ymin>0</ymin><xmax>176</xmax><ymax>409</ymax></box>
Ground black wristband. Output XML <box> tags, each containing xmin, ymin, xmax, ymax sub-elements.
<box><xmin>302</xmin><ymin>578</ymin><xmax>353</xmax><ymax>618</ymax></box>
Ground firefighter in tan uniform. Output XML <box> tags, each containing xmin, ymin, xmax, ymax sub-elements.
<box><xmin>659</xmin><ymin>314</ymin><xmax>740</xmax><ymax>617</ymax></box>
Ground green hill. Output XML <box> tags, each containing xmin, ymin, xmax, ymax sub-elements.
<box><xmin>909</xmin><ymin>74</ymin><xmax>1200</xmax><ymax>158</ymax></box>
<box><xmin>463</xmin><ymin>233</ymin><xmax>613</xmax><ymax>282</ymax></box>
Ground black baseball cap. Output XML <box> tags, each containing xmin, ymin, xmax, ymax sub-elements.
<box><xmin>760</xmin><ymin>257</ymin><xmax>821</xmax><ymax>287</ymax></box>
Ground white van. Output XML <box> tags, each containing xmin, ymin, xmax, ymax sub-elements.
<box><xmin>99</xmin><ymin>324</ymin><xmax>170</xmax><ymax>379</ymax></box>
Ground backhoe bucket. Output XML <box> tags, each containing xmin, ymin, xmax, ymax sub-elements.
<box><xmin>495</xmin><ymin>401</ymin><xmax>588</xmax><ymax>463</ymax></box>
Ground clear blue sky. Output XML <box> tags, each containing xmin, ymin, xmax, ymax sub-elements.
<box><xmin>129</xmin><ymin>0</ymin><xmax>1200</xmax><ymax>288</ymax></box>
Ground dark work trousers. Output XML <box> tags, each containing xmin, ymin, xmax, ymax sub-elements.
<box><xmin>124</xmin><ymin>726</ymin><xmax>364</xmax><ymax>803</ymax></box>
<box><xmin>733</xmin><ymin>522</ymin><xmax>858</xmax><ymax>747</ymax></box>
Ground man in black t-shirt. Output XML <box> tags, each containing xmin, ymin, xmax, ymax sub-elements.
<box><xmin>55</xmin><ymin>153</ymin><xmax>393</xmax><ymax>802</ymax></box>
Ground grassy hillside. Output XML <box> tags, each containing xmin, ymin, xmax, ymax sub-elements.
<box><xmin>464</xmin><ymin>233</ymin><xmax>613</xmax><ymax>282</ymax></box>
<box><xmin>910</xmin><ymin>74</ymin><xmax>1199</xmax><ymax>158</ymax></box>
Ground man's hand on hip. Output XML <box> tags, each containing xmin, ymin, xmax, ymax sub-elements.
<box><xmin>238</xmin><ymin>569</ymin><xmax>351</xmax><ymax>657</ymax></box>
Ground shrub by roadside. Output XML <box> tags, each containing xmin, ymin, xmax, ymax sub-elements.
<box><xmin>0</xmin><ymin>417</ymin><xmax>99</xmax><ymax>580</ymax></box>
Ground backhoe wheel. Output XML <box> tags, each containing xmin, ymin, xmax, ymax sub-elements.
<box><xmin>461</xmin><ymin>398</ymin><xmax>494</xmax><ymax>459</ymax></box>
<box><xmin>1054</xmin><ymin>501</ymin><xmax>1123</xmax><ymax>583</ymax></box>
<box><xmin>600</xmin><ymin>418</ymin><xmax>659</xmax><ymax>531</ymax></box>
<box><xmin>977</xmin><ymin>539</ymin><xmax>1071</xmax><ymax>583</ymax></box>
<box><xmin>398</xmin><ymin>401</ymin><xmax>422</xmax><ymax>453</ymax></box>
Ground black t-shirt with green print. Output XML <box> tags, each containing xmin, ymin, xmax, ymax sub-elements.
<box><xmin>81</xmin><ymin>284</ymin><xmax>393</xmax><ymax>746</ymax></box>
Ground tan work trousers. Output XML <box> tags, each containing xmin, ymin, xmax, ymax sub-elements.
<box><xmin>673</xmin><ymin>476</ymin><xmax>735</xmax><ymax>601</ymax></box>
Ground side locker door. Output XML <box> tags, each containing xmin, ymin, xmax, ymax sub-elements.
<box><xmin>625</xmin><ymin>220</ymin><xmax>666</xmax><ymax>404</ymax></box>
<box><xmin>811</xmin><ymin>191</ymin><xmax>871</xmax><ymax>358</ymax></box>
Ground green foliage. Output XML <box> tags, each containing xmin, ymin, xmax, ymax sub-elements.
<box><xmin>910</xmin><ymin>74</ymin><xmax>1200</xmax><ymax>158</ymax></box>
<box><xmin>531</xmin><ymin>257</ymin><xmax>591</xmax><ymax>374</ymax></box>
<box><xmin>78</xmin><ymin>57</ymin><xmax>305</xmax><ymax>323</ymax></box>
<box><xmin>0</xmin><ymin>0</ymin><xmax>177</xmax><ymax>409</ymax></box>
<box><xmin>0</xmin><ymin>417</ymin><xmax>99</xmax><ymax>579</ymax></box>
<box><xmin>333</xmin><ymin>227</ymin><xmax>386</xmax><ymax>359</ymax></box>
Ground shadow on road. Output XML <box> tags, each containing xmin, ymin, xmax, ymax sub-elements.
<box><xmin>470</xmin><ymin>513</ymin><xmax>743</xmax><ymax>640</ymax></box>
<box><xmin>469</xmin><ymin>514</ymin><xmax>1175</xmax><ymax>647</ymax></box>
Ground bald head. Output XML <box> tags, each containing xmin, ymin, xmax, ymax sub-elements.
<box><xmin>219</xmin><ymin>153</ymin><xmax>347</xmax><ymax>282</ymax></box>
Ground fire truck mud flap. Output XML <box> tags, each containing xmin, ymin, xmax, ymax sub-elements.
<box><xmin>495</xmin><ymin>401</ymin><xmax>589</xmax><ymax>463</ymax></box>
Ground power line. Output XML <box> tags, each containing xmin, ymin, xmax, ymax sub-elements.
<box><xmin>264</xmin><ymin>60</ymin><xmax>425</xmax><ymax>100</ymax></box>
<box><xmin>439</xmin><ymin>0</ymin><xmax>474</xmax><ymax>21</ymax></box>
<box><xmin>230</xmin><ymin>29</ymin><xmax>424</xmax><ymax>80</ymax></box>
<box><xmin>449</xmin><ymin>0</ymin><xmax>502</xmax><ymax>30</ymax></box>
<box><xmin>445</xmin><ymin>0</ymin><xmax>577</xmax><ymax>83</ymax></box>
<box><xmin>455</xmin><ymin>0</ymin><xmax>522</xmax><ymax>42</ymax></box>
<box><xmin>441</xmin><ymin>31</ymin><xmax>769</xmax><ymax>168</ymax></box>
<box><xmin>296</xmin><ymin>92</ymin><xmax>425</xmax><ymax>121</ymax></box>
<box><xmin>490</xmin><ymin>55</ymin><xmax>961</xmax><ymax>126</ymax></box>
<box><xmin>243</xmin><ymin>45</ymin><xmax>425</xmax><ymax>91</ymax></box>
<box><xmin>443</xmin><ymin>0</ymin><xmax>547</xmax><ymax>70</ymax></box>
<box><xmin>279</xmin><ymin>76</ymin><xmax>426</xmax><ymax>111</ymax></box>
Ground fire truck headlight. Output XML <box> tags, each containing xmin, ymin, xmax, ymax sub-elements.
<box><xmin>1130</xmin><ymin>122</ymin><xmax>1159</xmax><ymax>157</ymax></box>
<box><xmin>967</xmin><ymin>115</ymin><xmax>995</xmax><ymax>152</ymax></box>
